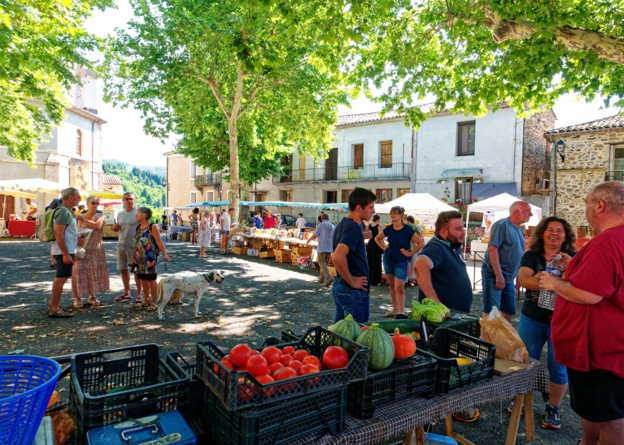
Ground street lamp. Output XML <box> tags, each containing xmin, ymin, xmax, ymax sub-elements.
<box><xmin>556</xmin><ymin>139</ymin><xmax>565</xmax><ymax>162</ymax></box>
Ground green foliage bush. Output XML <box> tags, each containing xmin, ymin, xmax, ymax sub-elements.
<box><xmin>103</xmin><ymin>161</ymin><xmax>166</xmax><ymax>209</ymax></box>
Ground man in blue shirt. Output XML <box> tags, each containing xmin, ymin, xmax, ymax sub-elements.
<box><xmin>482</xmin><ymin>201</ymin><xmax>532</xmax><ymax>321</ymax></box>
<box><xmin>307</xmin><ymin>213</ymin><xmax>335</xmax><ymax>287</ymax></box>
<box><xmin>415</xmin><ymin>210</ymin><xmax>473</xmax><ymax>312</ymax></box>
<box><xmin>332</xmin><ymin>188</ymin><xmax>377</xmax><ymax>323</ymax></box>
<box><xmin>252</xmin><ymin>211</ymin><xmax>263</xmax><ymax>229</ymax></box>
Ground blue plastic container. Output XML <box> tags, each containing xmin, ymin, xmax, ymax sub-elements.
<box><xmin>425</xmin><ymin>432</ymin><xmax>459</xmax><ymax>444</ymax></box>
<box><xmin>0</xmin><ymin>356</ymin><xmax>61</xmax><ymax>445</ymax></box>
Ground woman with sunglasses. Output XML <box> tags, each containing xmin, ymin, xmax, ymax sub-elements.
<box><xmin>375</xmin><ymin>206</ymin><xmax>424</xmax><ymax>317</ymax></box>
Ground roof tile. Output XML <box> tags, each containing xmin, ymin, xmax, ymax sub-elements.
<box><xmin>547</xmin><ymin>114</ymin><xmax>624</xmax><ymax>135</ymax></box>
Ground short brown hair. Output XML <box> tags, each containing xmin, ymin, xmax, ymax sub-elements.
<box><xmin>434</xmin><ymin>210</ymin><xmax>463</xmax><ymax>233</ymax></box>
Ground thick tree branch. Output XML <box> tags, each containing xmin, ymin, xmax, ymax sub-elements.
<box><xmin>237</xmin><ymin>79</ymin><xmax>285</xmax><ymax>118</ymax></box>
<box><xmin>480</xmin><ymin>4</ymin><xmax>624</xmax><ymax>65</ymax></box>
<box><xmin>189</xmin><ymin>71</ymin><xmax>232</xmax><ymax>119</ymax></box>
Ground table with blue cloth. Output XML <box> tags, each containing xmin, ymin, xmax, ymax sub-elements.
<box><xmin>287</xmin><ymin>359</ymin><xmax>548</xmax><ymax>445</ymax></box>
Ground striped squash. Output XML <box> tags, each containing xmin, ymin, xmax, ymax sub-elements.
<box><xmin>356</xmin><ymin>323</ymin><xmax>395</xmax><ymax>370</ymax></box>
<box><xmin>329</xmin><ymin>314</ymin><xmax>361</xmax><ymax>351</ymax></box>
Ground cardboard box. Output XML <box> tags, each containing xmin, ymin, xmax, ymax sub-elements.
<box><xmin>274</xmin><ymin>249</ymin><xmax>292</xmax><ymax>263</ymax></box>
<box><xmin>259</xmin><ymin>250</ymin><xmax>275</xmax><ymax>259</ymax></box>
<box><xmin>328</xmin><ymin>266</ymin><xmax>337</xmax><ymax>277</ymax></box>
<box><xmin>247</xmin><ymin>249</ymin><xmax>259</xmax><ymax>257</ymax></box>
<box><xmin>292</xmin><ymin>246</ymin><xmax>313</xmax><ymax>257</ymax></box>
<box><xmin>179</xmin><ymin>232</ymin><xmax>190</xmax><ymax>241</ymax></box>
<box><xmin>232</xmin><ymin>246</ymin><xmax>248</xmax><ymax>255</ymax></box>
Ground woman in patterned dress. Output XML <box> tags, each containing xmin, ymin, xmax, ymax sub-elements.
<box><xmin>71</xmin><ymin>196</ymin><xmax>110</xmax><ymax>308</ymax></box>
<box><xmin>198</xmin><ymin>210</ymin><xmax>211</xmax><ymax>257</ymax></box>
<box><xmin>132</xmin><ymin>207</ymin><xmax>170</xmax><ymax>310</ymax></box>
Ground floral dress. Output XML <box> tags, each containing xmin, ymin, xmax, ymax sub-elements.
<box><xmin>134</xmin><ymin>223</ymin><xmax>160</xmax><ymax>280</ymax></box>
<box><xmin>72</xmin><ymin>213</ymin><xmax>110</xmax><ymax>298</ymax></box>
<box><xmin>198</xmin><ymin>216</ymin><xmax>211</xmax><ymax>247</ymax></box>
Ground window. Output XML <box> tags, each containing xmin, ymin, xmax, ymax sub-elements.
<box><xmin>380</xmin><ymin>141</ymin><xmax>392</xmax><ymax>168</ymax></box>
<box><xmin>614</xmin><ymin>146</ymin><xmax>624</xmax><ymax>171</ymax></box>
<box><xmin>376</xmin><ymin>188</ymin><xmax>392</xmax><ymax>204</ymax></box>
<box><xmin>326</xmin><ymin>191</ymin><xmax>337</xmax><ymax>203</ymax></box>
<box><xmin>455</xmin><ymin>179</ymin><xmax>472</xmax><ymax>205</ymax></box>
<box><xmin>279</xmin><ymin>190</ymin><xmax>292</xmax><ymax>202</ymax></box>
<box><xmin>205</xmin><ymin>191</ymin><xmax>214</xmax><ymax>201</ymax></box>
<box><xmin>299</xmin><ymin>156</ymin><xmax>306</xmax><ymax>181</ymax></box>
<box><xmin>76</xmin><ymin>130</ymin><xmax>82</xmax><ymax>156</ymax></box>
<box><xmin>190</xmin><ymin>191</ymin><xmax>197</xmax><ymax>203</ymax></box>
<box><xmin>353</xmin><ymin>144</ymin><xmax>363</xmax><ymax>169</ymax></box>
<box><xmin>457</xmin><ymin>121</ymin><xmax>475</xmax><ymax>156</ymax></box>
<box><xmin>397</xmin><ymin>188</ymin><xmax>410</xmax><ymax>197</ymax></box>
<box><xmin>341</xmin><ymin>189</ymin><xmax>353</xmax><ymax>203</ymax></box>
<box><xmin>190</xmin><ymin>161</ymin><xmax>197</xmax><ymax>179</ymax></box>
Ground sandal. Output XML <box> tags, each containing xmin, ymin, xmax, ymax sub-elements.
<box><xmin>48</xmin><ymin>307</ymin><xmax>74</xmax><ymax>318</ymax></box>
<box><xmin>113</xmin><ymin>295</ymin><xmax>131</xmax><ymax>303</ymax></box>
<box><xmin>87</xmin><ymin>296</ymin><xmax>102</xmax><ymax>307</ymax></box>
<box><xmin>144</xmin><ymin>304</ymin><xmax>157</xmax><ymax>311</ymax></box>
<box><xmin>73</xmin><ymin>300</ymin><xmax>84</xmax><ymax>309</ymax></box>
<box><xmin>452</xmin><ymin>408</ymin><xmax>481</xmax><ymax>423</ymax></box>
<box><xmin>383</xmin><ymin>312</ymin><xmax>396</xmax><ymax>318</ymax></box>
<box><xmin>134</xmin><ymin>301</ymin><xmax>146</xmax><ymax>308</ymax></box>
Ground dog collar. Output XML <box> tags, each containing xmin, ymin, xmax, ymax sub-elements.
<box><xmin>203</xmin><ymin>274</ymin><xmax>212</xmax><ymax>283</ymax></box>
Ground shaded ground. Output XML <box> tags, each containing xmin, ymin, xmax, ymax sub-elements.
<box><xmin>0</xmin><ymin>239</ymin><xmax>581</xmax><ymax>444</ymax></box>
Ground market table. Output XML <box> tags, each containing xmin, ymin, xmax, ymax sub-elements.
<box><xmin>287</xmin><ymin>359</ymin><xmax>548</xmax><ymax>445</ymax></box>
<box><xmin>7</xmin><ymin>219</ymin><xmax>36</xmax><ymax>237</ymax></box>
<box><xmin>170</xmin><ymin>225</ymin><xmax>193</xmax><ymax>234</ymax></box>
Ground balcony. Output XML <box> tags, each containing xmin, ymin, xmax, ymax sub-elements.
<box><xmin>273</xmin><ymin>162</ymin><xmax>411</xmax><ymax>185</ymax></box>
<box><xmin>194</xmin><ymin>174</ymin><xmax>221</xmax><ymax>188</ymax></box>
<box><xmin>605</xmin><ymin>171</ymin><xmax>624</xmax><ymax>182</ymax></box>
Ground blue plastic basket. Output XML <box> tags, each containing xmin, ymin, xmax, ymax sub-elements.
<box><xmin>0</xmin><ymin>356</ymin><xmax>61</xmax><ymax>445</ymax></box>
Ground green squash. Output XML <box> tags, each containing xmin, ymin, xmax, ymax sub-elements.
<box><xmin>355</xmin><ymin>323</ymin><xmax>395</xmax><ymax>371</ymax></box>
<box><xmin>329</xmin><ymin>314</ymin><xmax>361</xmax><ymax>351</ymax></box>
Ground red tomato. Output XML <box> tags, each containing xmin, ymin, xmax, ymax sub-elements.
<box><xmin>280</xmin><ymin>354</ymin><xmax>293</xmax><ymax>366</ymax></box>
<box><xmin>298</xmin><ymin>364</ymin><xmax>320</xmax><ymax>375</ymax></box>
<box><xmin>292</xmin><ymin>349</ymin><xmax>309</xmax><ymax>361</ymax></box>
<box><xmin>237</xmin><ymin>376</ymin><xmax>257</xmax><ymax>402</ymax></box>
<box><xmin>268</xmin><ymin>362</ymin><xmax>284</xmax><ymax>374</ymax></box>
<box><xmin>246</xmin><ymin>354</ymin><xmax>269</xmax><ymax>377</ymax></box>
<box><xmin>282</xmin><ymin>345</ymin><xmax>296</xmax><ymax>355</ymax></box>
<box><xmin>213</xmin><ymin>359</ymin><xmax>235</xmax><ymax>376</ymax></box>
<box><xmin>255</xmin><ymin>374</ymin><xmax>277</xmax><ymax>398</ymax></box>
<box><xmin>223</xmin><ymin>354</ymin><xmax>231</xmax><ymax>361</ymax></box>
<box><xmin>360</xmin><ymin>326</ymin><xmax>371</xmax><ymax>331</ymax></box>
<box><xmin>302</xmin><ymin>355</ymin><xmax>323</xmax><ymax>370</ymax></box>
<box><xmin>288</xmin><ymin>360</ymin><xmax>303</xmax><ymax>372</ymax></box>
<box><xmin>261</xmin><ymin>346</ymin><xmax>283</xmax><ymax>364</ymax></box>
<box><xmin>322</xmin><ymin>346</ymin><xmax>349</xmax><ymax>370</ymax></box>
<box><xmin>249</xmin><ymin>350</ymin><xmax>260</xmax><ymax>356</ymax></box>
<box><xmin>272</xmin><ymin>367</ymin><xmax>298</xmax><ymax>381</ymax></box>
<box><xmin>230</xmin><ymin>344</ymin><xmax>253</xmax><ymax>368</ymax></box>
<box><xmin>222</xmin><ymin>360</ymin><xmax>234</xmax><ymax>371</ymax></box>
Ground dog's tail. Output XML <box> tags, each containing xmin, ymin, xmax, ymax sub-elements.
<box><xmin>156</xmin><ymin>279</ymin><xmax>163</xmax><ymax>304</ymax></box>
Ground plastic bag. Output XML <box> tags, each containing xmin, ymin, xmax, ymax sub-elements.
<box><xmin>75</xmin><ymin>247</ymin><xmax>86</xmax><ymax>259</ymax></box>
<box><xmin>479</xmin><ymin>306</ymin><xmax>528</xmax><ymax>363</ymax></box>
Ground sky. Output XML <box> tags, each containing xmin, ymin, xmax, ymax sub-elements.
<box><xmin>87</xmin><ymin>1</ymin><xmax>619</xmax><ymax>169</ymax></box>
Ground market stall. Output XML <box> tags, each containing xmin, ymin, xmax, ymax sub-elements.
<box><xmin>7</xmin><ymin>219</ymin><xmax>36</xmax><ymax>237</ymax></box>
<box><xmin>374</xmin><ymin>193</ymin><xmax>455</xmax><ymax>229</ymax></box>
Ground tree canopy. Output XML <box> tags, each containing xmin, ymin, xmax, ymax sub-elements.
<box><xmin>102</xmin><ymin>0</ymin><xmax>351</xmax><ymax>216</ymax></box>
<box><xmin>0</xmin><ymin>0</ymin><xmax>112</xmax><ymax>165</ymax></box>
<box><xmin>347</xmin><ymin>0</ymin><xmax>624</xmax><ymax>125</ymax></box>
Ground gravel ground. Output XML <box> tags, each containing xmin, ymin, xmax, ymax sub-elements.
<box><xmin>0</xmin><ymin>238</ymin><xmax>582</xmax><ymax>444</ymax></box>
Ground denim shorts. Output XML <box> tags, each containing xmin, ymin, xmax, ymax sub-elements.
<box><xmin>518</xmin><ymin>314</ymin><xmax>567</xmax><ymax>385</ymax></box>
<box><xmin>481</xmin><ymin>268</ymin><xmax>516</xmax><ymax>315</ymax></box>
<box><xmin>332</xmin><ymin>283</ymin><xmax>370</xmax><ymax>323</ymax></box>
<box><xmin>382</xmin><ymin>257</ymin><xmax>409</xmax><ymax>282</ymax></box>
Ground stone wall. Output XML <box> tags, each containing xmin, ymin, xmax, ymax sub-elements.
<box><xmin>522</xmin><ymin>110</ymin><xmax>555</xmax><ymax>195</ymax></box>
<box><xmin>555</xmin><ymin>128</ymin><xmax>624</xmax><ymax>229</ymax></box>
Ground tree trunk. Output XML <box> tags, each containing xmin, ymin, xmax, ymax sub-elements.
<box><xmin>228</xmin><ymin>117</ymin><xmax>240</xmax><ymax>223</ymax></box>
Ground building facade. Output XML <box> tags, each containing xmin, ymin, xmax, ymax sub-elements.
<box><xmin>545</xmin><ymin>115</ymin><xmax>624</xmax><ymax>230</ymax></box>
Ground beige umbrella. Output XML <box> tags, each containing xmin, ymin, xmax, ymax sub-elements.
<box><xmin>0</xmin><ymin>178</ymin><xmax>63</xmax><ymax>195</ymax></box>
<box><xmin>0</xmin><ymin>188</ymin><xmax>38</xmax><ymax>221</ymax></box>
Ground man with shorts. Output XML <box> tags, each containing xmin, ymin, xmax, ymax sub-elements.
<box><xmin>331</xmin><ymin>187</ymin><xmax>376</xmax><ymax>323</ymax></box>
<box><xmin>482</xmin><ymin>200</ymin><xmax>532</xmax><ymax>321</ymax></box>
<box><xmin>220</xmin><ymin>207</ymin><xmax>235</xmax><ymax>254</ymax></box>
<box><xmin>112</xmin><ymin>192</ymin><xmax>141</xmax><ymax>303</ymax></box>
<box><xmin>541</xmin><ymin>181</ymin><xmax>624</xmax><ymax>444</ymax></box>
<box><xmin>47</xmin><ymin>187</ymin><xmax>82</xmax><ymax>318</ymax></box>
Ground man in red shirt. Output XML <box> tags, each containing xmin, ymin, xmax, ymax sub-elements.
<box><xmin>263</xmin><ymin>211</ymin><xmax>277</xmax><ymax>229</ymax></box>
<box><xmin>541</xmin><ymin>181</ymin><xmax>624</xmax><ymax>445</ymax></box>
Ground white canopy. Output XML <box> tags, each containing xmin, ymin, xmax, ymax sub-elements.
<box><xmin>466</xmin><ymin>193</ymin><xmax>542</xmax><ymax>227</ymax></box>
<box><xmin>374</xmin><ymin>193</ymin><xmax>455</xmax><ymax>214</ymax></box>
<box><xmin>0</xmin><ymin>178</ymin><xmax>63</xmax><ymax>195</ymax></box>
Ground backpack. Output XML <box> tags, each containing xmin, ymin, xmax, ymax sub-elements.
<box><xmin>37</xmin><ymin>207</ymin><xmax>74</xmax><ymax>242</ymax></box>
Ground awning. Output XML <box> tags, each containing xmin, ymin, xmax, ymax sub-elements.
<box><xmin>440</xmin><ymin>168</ymin><xmax>483</xmax><ymax>179</ymax></box>
<box><xmin>472</xmin><ymin>182</ymin><xmax>517</xmax><ymax>198</ymax></box>
<box><xmin>185</xmin><ymin>200</ymin><xmax>230</xmax><ymax>207</ymax></box>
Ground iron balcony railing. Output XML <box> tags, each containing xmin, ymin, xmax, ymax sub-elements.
<box><xmin>194</xmin><ymin>174</ymin><xmax>222</xmax><ymax>188</ymax></box>
<box><xmin>605</xmin><ymin>171</ymin><xmax>624</xmax><ymax>182</ymax></box>
<box><xmin>273</xmin><ymin>162</ymin><xmax>411</xmax><ymax>184</ymax></box>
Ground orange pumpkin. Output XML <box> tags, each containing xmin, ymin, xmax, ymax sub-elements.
<box><xmin>392</xmin><ymin>328</ymin><xmax>417</xmax><ymax>359</ymax></box>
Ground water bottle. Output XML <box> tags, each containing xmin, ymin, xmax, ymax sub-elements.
<box><xmin>538</xmin><ymin>254</ymin><xmax>564</xmax><ymax>310</ymax></box>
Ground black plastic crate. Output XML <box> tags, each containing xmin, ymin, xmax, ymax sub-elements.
<box><xmin>166</xmin><ymin>352</ymin><xmax>205</xmax><ymax>418</ymax></box>
<box><xmin>418</xmin><ymin>311</ymin><xmax>481</xmax><ymax>348</ymax></box>
<box><xmin>197</xmin><ymin>326</ymin><xmax>368</xmax><ymax>410</ymax></box>
<box><xmin>347</xmin><ymin>351</ymin><xmax>437</xmax><ymax>419</ymax></box>
<box><xmin>69</xmin><ymin>344</ymin><xmax>189</xmax><ymax>436</ymax></box>
<box><xmin>418</xmin><ymin>328</ymin><xmax>495</xmax><ymax>395</ymax></box>
<box><xmin>205</xmin><ymin>386</ymin><xmax>346</xmax><ymax>445</ymax></box>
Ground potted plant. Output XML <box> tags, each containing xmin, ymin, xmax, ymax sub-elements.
<box><xmin>465</xmin><ymin>225</ymin><xmax>485</xmax><ymax>250</ymax></box>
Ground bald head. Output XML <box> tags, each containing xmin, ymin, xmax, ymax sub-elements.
<box><xmin>589</xmin><ymin>181</ymin><xmax>624</xmax><ymax>215</ymax></box>
<box><xmin>509</xmin><ymin>201</ymin><xmax>532</xmax><ymax>226</ymax></box>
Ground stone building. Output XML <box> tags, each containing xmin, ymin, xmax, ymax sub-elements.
<box><xmin>545</xmin><ymin>115</ymin><xmax>624</xmax><ymax>231</ymax></box>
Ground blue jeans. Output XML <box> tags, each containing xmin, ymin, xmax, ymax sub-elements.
<box><xmin>382</xmin><ymin>257</ymin><xmax>409</xmax><ymax>281</ymax></box>
<box><xmin>332</xmin><ymin>283</ymin><xmax>370</xmax><ymax>323</ymax></box>
<box><xmin>481</xmin><ymin>268</ymin><xmax>516</xmax><ymax>315</ymax></box>
<box><xmin>518</xmin><ymin>314</ymin><xmax>568</xmax><ymax>385</ymax></box>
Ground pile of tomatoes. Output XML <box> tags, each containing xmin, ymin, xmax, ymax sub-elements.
<box><xmin>213</xmin><ymin>343</ymin><xmax>350</xmax><ymax>401</ymax></box>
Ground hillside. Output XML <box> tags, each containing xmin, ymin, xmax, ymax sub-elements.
<box><xmin>103</xmin><ymin>161</ymin><xmax>166</xmax><ymax>208</ymax></box>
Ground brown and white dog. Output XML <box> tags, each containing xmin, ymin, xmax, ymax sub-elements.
<box><xmin>156</xmin><ymin>271</ymin><xmax>225</xmax><ymax>320</ymax></box>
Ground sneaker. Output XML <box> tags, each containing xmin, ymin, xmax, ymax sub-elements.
<box><xmin>542</xmin><ymin>404</ymin><xmax>561</xmax><ymax>430</ymax></box>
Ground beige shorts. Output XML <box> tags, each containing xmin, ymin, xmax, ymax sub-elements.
<box><xmin>117</xmin><ymin>245</ymin><xmax>135</xmax><ymax>271</ymax></box>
